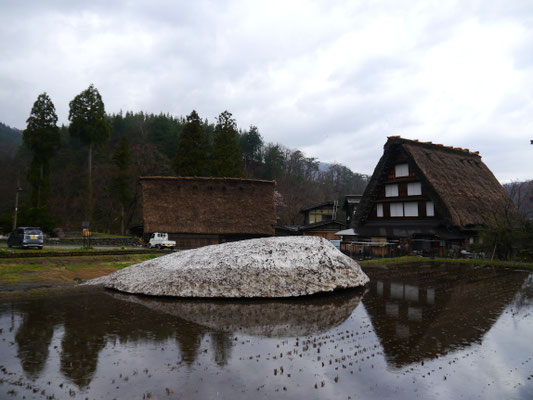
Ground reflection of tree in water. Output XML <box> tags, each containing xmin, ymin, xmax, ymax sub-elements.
<box><xmin>58</xmin><ymin>290</ymin><xmax>210</xmax><ymax>387</ymax></box>
<box><xmin>59</xmin><ymin>294</ymin><xmax>107</xmax><ymax>388</ymax></box>
<box><xmin>211</xmin><ymin>331</ymin><xmax>233</xmax><ymax>367</ymax></box>
<box><xmin>15</xmin><ymin>299</ymin><xmax>60</xmax><ymax>379</ymax></box>
<box><xmin>173</xmin><ymin>321</ymin><xmax>206</xmax><ymax>366</ymax></box>
<box><xmin>9</xmin><ymin>288</ymin><xmax>208</xmax><ymax>389</ymax></box>
<box><xmin>363</xmin><ymin>264</ymin><xmax>529</xmax><ymax>369</ymax></box>
<box><xmin>510</xmin><ymin>273</ymin><xmax>533</xmax><ymax>318</ymax></box>
<box><xmin>8</xmin><ymin>285</ymin><xmax>364</xmax><ymax>389</ymax></box>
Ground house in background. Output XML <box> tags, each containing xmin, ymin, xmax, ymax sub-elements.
<box><xmin>141</xmin><ymin>176</ymin><xmax>276</xmax><ymax>249</ymax></box>
<box><xmin>299</xmin><ymin>201</ymin><xmax>346</xmax><ymax>241</ymax></box>
<box><xmin>351</xmin><ymin>136</ymin><xmax>514</xmax><ymax>257</ymax></box>
<box><xmin>343</xmin><ymin>194</ymin><xmax>362</xmax><ymax>226</ymax></box>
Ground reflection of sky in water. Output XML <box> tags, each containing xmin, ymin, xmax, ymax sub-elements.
<box><xmin>0</xmin><ymin>266</ymin><xmax>531</xmax><ymax>399</ymax></box>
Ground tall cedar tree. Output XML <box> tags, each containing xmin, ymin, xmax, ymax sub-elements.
<box><xmin>68</xmin><ymin>84</ymin><xmax>111</xmax><ymax>224</ymax></box>
<box><xmin>23</xmin><ymin>92</ymin><xmax>60</xmax><ymax>207</ymax></box>
<box><xmin>239</xmin><ymin>125</ymin><xmax>263</xmax><ymax>172</ymax></box>
<box><xmin>174</xmin><ymin>110</ymin><xmax>208</xmax><ymax>176</ymax></box>
<box><xmin>263</xmin><ymin>143</ymin><xmax>285</xmax><ymax>180</ymax></box>
<box><xmin>112</xmin><ymin>137</ymin><xmax>132</xmax><ymax>234</ymax></box>
<box><xmin>211</xmin><ymin>111</ymin><xmax>244</xmax><ymax>177</ymax></box>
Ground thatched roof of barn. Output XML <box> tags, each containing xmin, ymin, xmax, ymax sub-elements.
<box><xmin>354</xmin><ymin>137</ymin><xmax>514</xmax><ymax>228</ymax></box>
<box><xmin>141</xmin><ymin>177</ymin><xmax>276</xmax><ymax>235</ymax></box>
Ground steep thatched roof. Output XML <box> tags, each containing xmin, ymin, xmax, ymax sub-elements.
<box><xmin>141</xmin><ymin>177</ymin><xmax>276</xmax><ymax>235</ymax></box>
<box><xmin>354</xmin><ymin>137</ymin><xmax>513</xmax><ymax>228</ymax></box>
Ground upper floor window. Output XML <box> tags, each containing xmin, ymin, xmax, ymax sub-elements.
<box><xmin>395</xmin><ymin>163</ymin><xmax>409</xmax><ymax>177</ymax></box>
<box><xmin>407</xmin><ymin>182</ymin><xmax>422</xmax><ymax>196</ymax></box>
<box><xmin>376</xmin><ymin>203</ymin><xmax>384</xmax><ymax>217</ymax></box>
<box><xmin>385</xmin><ymin>184</ymin><xmax>399</xmax><ymax>197</ymax></box>
<box><xmin>389</xmin><ymin>202</ymin><xmax>419</xmax><ymax>217</ymax></box>
<box><xmin>308</xmin><ymin>207</ymin><xmax>332</xmax><ymax>224</ymax></box>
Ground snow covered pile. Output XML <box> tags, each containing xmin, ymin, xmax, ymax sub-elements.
<box><xmin>87</xmin><ymin>236</ymin><xmax>369</xmax><ymax>298</ymax></box>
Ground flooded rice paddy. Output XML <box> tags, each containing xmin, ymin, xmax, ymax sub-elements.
<box><xmin>0</xmin><ymin>263</ymin><xmax>532</xmax><ymax>399</ymax></box>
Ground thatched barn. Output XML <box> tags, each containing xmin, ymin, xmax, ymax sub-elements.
<box><xmin>140</xmin><ymin>177</ymin><xmax>276</xmax><ymax>249</ymax></box>
<box><xmin>351</xmin><ymin>136</ymin><xmax>514</xmax><ymax>256</ymax></box>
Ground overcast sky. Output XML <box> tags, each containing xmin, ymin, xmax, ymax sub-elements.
<box><xmin>1</xmin><ymin>0</ymin><xmax>532</xmax><ymax>182</ymax></box>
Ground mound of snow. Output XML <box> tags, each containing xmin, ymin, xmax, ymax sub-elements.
<box><xmin>87</xmin><ymin>236</ymin><xmax>369</xmax><ymax>298</ymax></box>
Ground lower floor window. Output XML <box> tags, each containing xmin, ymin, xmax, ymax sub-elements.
<box><xmin>390</xmin><ymin>202</ymin><xmax>403</xmax><ymax>217</ymax></box>
<box><xmin>404</xmin><ymin>202</ymin><xmax>418</xmax><ymax>217</ymax></box>
<box><xmin>426</xmin><ymin>201</ymin><xmax>434</xmax><ymax>217</ymax></box>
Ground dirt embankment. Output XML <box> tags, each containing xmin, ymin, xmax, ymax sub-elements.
<box><xmin>0</xmin><ymin>253</ymin><xmax>160</xmax><ymax>292</ymax></box>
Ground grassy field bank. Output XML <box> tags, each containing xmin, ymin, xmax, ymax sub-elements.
<box><xmin>0</xmin><ymin>253</ymin><xmax>160</xmax><ymax>292</ymax></box>
<box><xmin>2</xmin><ymin>253</ymin><xmax>532</xmax><ymax>293</ymax></box>
<box><xmin>359</xmin><ymin>256</ymin><xmax>533</xmax><ymax>270</ymax></box>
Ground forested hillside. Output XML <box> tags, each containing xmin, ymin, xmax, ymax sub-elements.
<box><xmin>0</xmin><ymin>122</ymin><xmax>22</xmax><ymax>159</ymax></box>
<box><xmin>0</xmin><ymin>105</ymin><xmax>368</xmax><ymax>234</ymax></box>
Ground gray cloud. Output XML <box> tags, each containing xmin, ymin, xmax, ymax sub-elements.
<box><xmin>1</xmin><ymin>0</ymin><xmax>532</xmax><ymax>181</ymax></box>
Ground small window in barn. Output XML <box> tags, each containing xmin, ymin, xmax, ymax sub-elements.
<box><xmin>390</xmin><ymin>202</ymin><xmax>404</xmax><ymax>217</ymax></box>
<box><xmin>376</xmin><ymin>203</ymin><xmax>384</xmax><ymax>217</ymax></box>
<box><xmin>407</xmin><ymin>182</ymin><xmax>422</xmax><ymax>196</ymax></box>
<box><xmin>404</xmin><ymin>202</ymin><xmax>418</xmax><ymax>217</ymax></box>
<box><xmin>385</xmin><ymin>184</ymin><xmax>399</xmax><ymax>197</ymax></box>
<box><xmin>426</xmin><ymin>201</ymin><xmax>434</xmax><ymax>217</ymax></box>
<box><xmin>395</xmin><ymin>163</ymin><xmax>409</xmax><ymax>177</ymax></box>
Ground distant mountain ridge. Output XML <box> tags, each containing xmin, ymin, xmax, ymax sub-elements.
<box><xmin>0</xmin><ymin>122</ymin><xmax>22</xmax><ymax>159</ymax></box>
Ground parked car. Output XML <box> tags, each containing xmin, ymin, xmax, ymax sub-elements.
<box><xmin>148</xmin><ymin>232</ymin><xmax>176</xmax><ymax>249</ymax></box>
<box><xmin>7</xmin><ymin>227</ymin><xmax>44</xmax><ymax>249</ymax></box>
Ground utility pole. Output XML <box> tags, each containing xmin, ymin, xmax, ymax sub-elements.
<box><xmin>12</xmin><ymin>176</ymin><xmax>22</xmax><ymax>231</ymax></box>
<box><xmin>333</xmin><ymin>200</ymin><xmax>339</xmax><ymax>220</ymax></box>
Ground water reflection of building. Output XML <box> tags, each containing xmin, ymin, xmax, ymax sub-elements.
<box><xmin>362</xmin><ymin>264</ymin><xmax>528</xmax><ymax>368</ymax></box>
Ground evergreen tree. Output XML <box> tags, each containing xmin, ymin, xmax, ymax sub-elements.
<box><xmin>147</xmin><ymin>113</ymin><xmax>183</xmax><ymax>159</ymax></box>
<box><xmin>263</xmin><ymin>143</ymin><xmax>285</xmax><ymax>180</ymax></box>
<box><xmin>174</xmin><ymin>110</ymin><xmax>208</xmax><ymax>176</ymax></box>
<box><xmin>239</xmin><ymin>125</ymin><xmax>263</xmax><ymax>164</ymax></box>
<box><xmin>23</xmin><ymin>92</ymin><xmax>60</xmax><ymax>207</ymax></box>
<box><xmin>112</xmin><ymin>137</ymin><xmax>132</xmax><ymax>234</ymax></box>
<box><xmin>68</xmin><ymin>84</ymin><xmax>111</xmax><ymax>224</ymax></box>
<box><xmin>210</xmin><ymin>111</ymin><xmax>244</xmax><ymax>177</ymax></box>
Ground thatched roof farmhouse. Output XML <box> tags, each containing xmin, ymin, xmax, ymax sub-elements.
<box><xmin>351</xmin><ymin>136</ymin><xmax>514</xmax><ymax>256</ymax></box>
<box><xmin>141</xmin><ymin>177</ymin><xmax>276</xmax><ymax>248</ymax></box>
